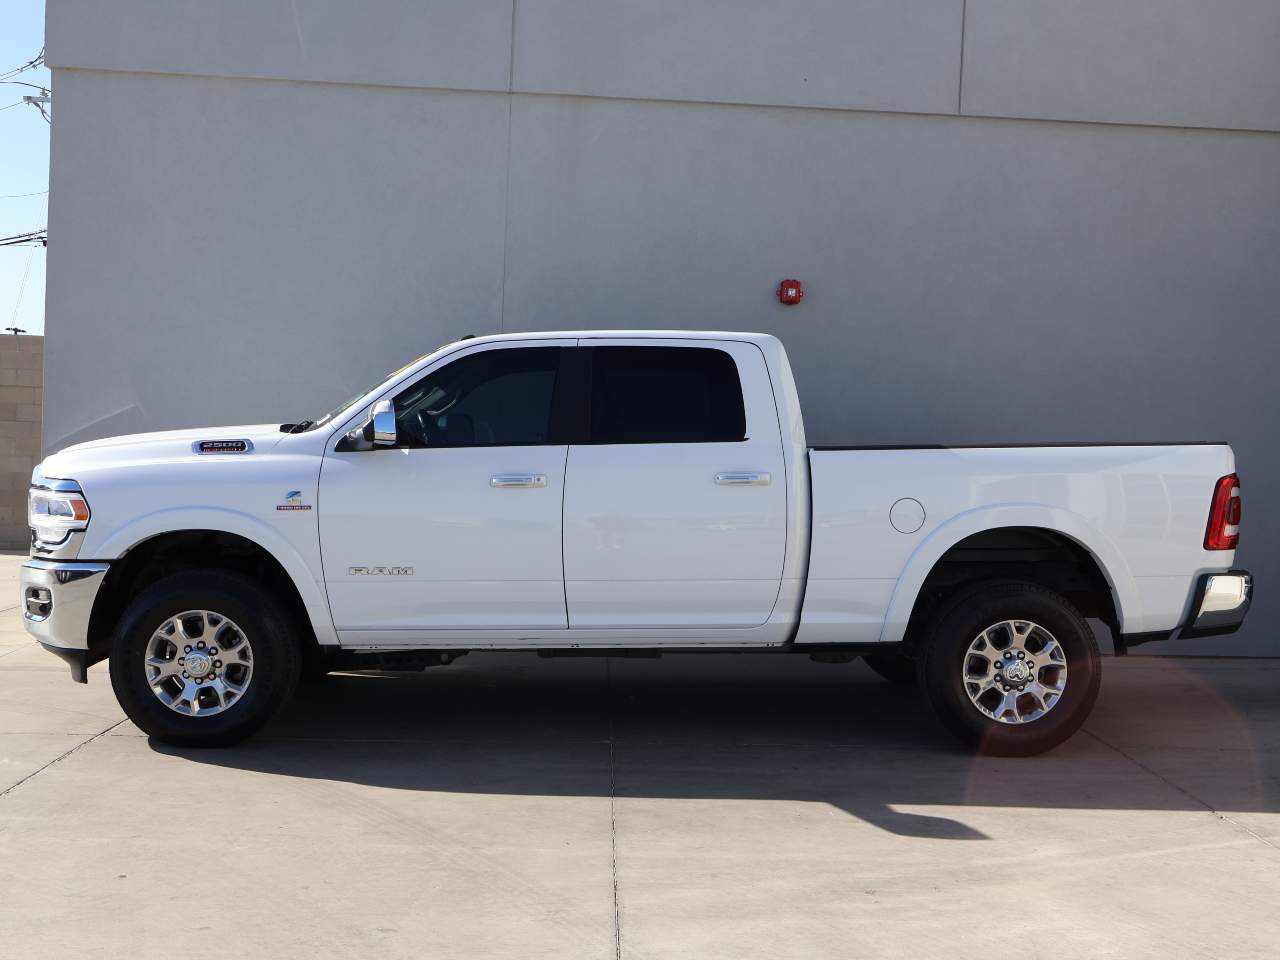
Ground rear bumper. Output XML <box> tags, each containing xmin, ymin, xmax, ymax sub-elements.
<box><xmin>1121</xmin><ymin>570</ymin><xmax>1252</xmax><ymax>650</ymax></box>
<box><xmin>1177</xmin><ymin>570</ymin><xmax>1252</xmax><ymax>640</ymax></box>
<box><xmin>20</xmin><ymin>559</ymin><xmax>110</xmax><ymax>682</ymax></box>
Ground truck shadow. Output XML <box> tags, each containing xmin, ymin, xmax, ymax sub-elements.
<box><xmin>155</xmin><ymin>654</ymin><xmax>1280</xmax><ymax>841</ymax></box>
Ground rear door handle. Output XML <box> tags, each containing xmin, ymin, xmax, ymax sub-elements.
<box><xmin>491</xmin><ymin>474</ymin><xmax>548</xmax><ymax>488</ymax></box>
<box><xmin>715</xmin><ymin>472</ymin><xmax>771</xmax><ymax>486</ymax></box>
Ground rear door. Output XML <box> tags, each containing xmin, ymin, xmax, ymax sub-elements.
<box><xmin>562</xmin><ymin>339</ymin><xmax>788</xmax><ymax>629</ymax></box>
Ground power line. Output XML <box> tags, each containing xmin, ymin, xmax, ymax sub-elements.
<box><xmin>0</xmin><ymin>47</ymin><xmax>44</xmax><ymax>82</ymax></box>
<box><xmin>0</xmin><ymin>68</ymin><xmax>53</xmax><ymax>123</ymax></box>
<box><xmin>9</xmin><ymin>243</ymin><xmax>37</xmax><ymax>327</ymax></box>
<box><xmin>0</xmin><ymin>55</ymin><xmax>42</xmax><ymax>81</ymax></box>
<box><xmin>0</xmin><ymin>190</ymin><xmax>48</xmax><ymax>200</ymax></box>
<box><xmin>7</xmin><ymin>196</ymin><xmax>45</xmax><ymax>330</ymax></box>
<box><xmin>0</xmin><ymin>230</ymin><xmax>47</xmax><ymax>248</ymax></box>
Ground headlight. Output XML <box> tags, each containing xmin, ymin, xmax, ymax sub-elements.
<box><xmin>28</xmin><ymin>475</ymin><xmax>91</xmax><ymax>545</ymax></box>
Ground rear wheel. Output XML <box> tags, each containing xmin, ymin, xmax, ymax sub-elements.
<box><xmin>917</xmin><ymin>581</ymin><xmax>1101</xmax><ymax>756</ymax></box>
<box><xmin>109</xmin><ymin>570</ymin><xmax>301</xmax><ymax>747</ymax></box>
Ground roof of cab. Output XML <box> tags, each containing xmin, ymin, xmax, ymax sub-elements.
<box><xmin>447</xmin><ymin>330</ymin><xmax>780</xmax><ymax>347</ymax></box>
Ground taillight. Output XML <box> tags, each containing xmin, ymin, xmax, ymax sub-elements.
<box><xmin>1204</xmin><ymin>473</ymin><xmax>1241</xmax><ymax>550</ymax></box>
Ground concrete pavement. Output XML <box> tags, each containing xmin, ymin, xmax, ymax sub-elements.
<box><xmin>1</xmin><ymin>550</ymin><xmax>1277</xmax><ymax>957</ymax></box>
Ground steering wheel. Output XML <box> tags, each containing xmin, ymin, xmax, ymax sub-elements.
<box><xmin>410</xmin><ymin>408</ymin><xmax>443</xmax><ymax>448</ymax></box>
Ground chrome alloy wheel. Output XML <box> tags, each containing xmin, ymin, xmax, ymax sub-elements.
<box><xmin>962</xmin><ymin>620</ymin><xmax>1067</xmax><ymax>724</ymax></box>
<box><xmin>143</xmin><ymin>610</ymin><xmax>254</xmax><ymax>716</ymax></box>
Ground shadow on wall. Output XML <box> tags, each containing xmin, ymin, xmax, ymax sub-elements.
<box><xmin>157</xmin><ymin>652</ymin><xmax>1276</xmax><ymax>841</ymax></box>
<box><xmin>42</xmin><ymin>402</ymin><xmax>143</xmax><ymax>456</ymax></box>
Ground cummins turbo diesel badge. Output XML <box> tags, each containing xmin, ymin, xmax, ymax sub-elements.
<box><xmin>193</xmin><ymin>439</ymin><xmax>253</xmax><ymax>454</ymax></box>
<box><xmin>276</xmin><ymin>490</ymin><xmax>312</xmax><ymax>511</ymax></box>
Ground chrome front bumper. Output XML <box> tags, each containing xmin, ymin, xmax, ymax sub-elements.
<box><xmin>1178</xmin><ymin>570</ymin><xmax>1252</xmax><ymax>640</ymax></box>
<box><xmin>21</xmin><ymin>559</ymin><xmax>110</xmax><ymax>682</ymax></box>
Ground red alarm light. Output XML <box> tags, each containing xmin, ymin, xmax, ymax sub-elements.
<box><xmin>777</xmin><ymin>279</ymin><xmax>804</xmax><ymax>305</ymax></box>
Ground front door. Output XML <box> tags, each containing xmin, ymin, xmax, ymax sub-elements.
<box><xmin>319</xmin><ymin>341</ymin><xmax>574</xmax><ymax>640</ymax></box>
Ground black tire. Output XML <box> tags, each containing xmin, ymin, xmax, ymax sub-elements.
<box><xmin>917</xmin><ymin>581</ymin><xmax>1101</xmax><ymax>756</ymax></box>
<box><xmin>862</xmin><ymin>652</ymin><xmax>918</xmax><ymax>687</ymax></box>
<box><xmin>108</xmin><ymin>570</ymin><xmax>302</xmax><ymax>747</ymax></box>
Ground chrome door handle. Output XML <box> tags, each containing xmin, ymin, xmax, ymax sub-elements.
<box><xmin>715</xmin><ymin>472</ymin><xmax>771</xmax><ymax>486</ymax></box>
<box><xmin>490</xmin><ymin>474</ymin><xmax>548</xmax><ymax>488</ymax></box>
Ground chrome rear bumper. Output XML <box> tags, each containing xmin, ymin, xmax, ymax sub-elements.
<box><xmin>1178</xmin><ymin>570</ymin><xmax>1252</xmax><ymax>640</ymax></box>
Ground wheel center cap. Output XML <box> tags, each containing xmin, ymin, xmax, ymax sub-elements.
<box><xmin>1004</xmin><ymin>660</ymin><xmax>1030</xmax><ymax>683</ymax></box>
<box><xmin>186</xmin><ymin>652</ymin><xmax>213</xmax><ymax>678</ymax></box>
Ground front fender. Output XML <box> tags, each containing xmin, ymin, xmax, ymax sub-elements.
<box><xmin>89</xmin><ymin>507</ymin><xmax>338</xmax><ymax>646</ymax></box>
<box><xmin>878</xmin><ymin>503</ymin><xmax>1139</xmax><ymax>645</ymax></box>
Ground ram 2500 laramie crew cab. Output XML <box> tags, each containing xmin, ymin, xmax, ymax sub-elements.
<box><xmin>22</xmin><ymin>332</ymin><xmax>1251</xmax><ymax>754</ymax></box>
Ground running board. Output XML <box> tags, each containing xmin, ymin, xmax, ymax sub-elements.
<box><xmin>326</xmin><ymin>649</ymin><xmax>466</xmax><ymax>672</ymax></box>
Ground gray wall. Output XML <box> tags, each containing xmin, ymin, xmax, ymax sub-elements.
<box><xmin>44</xmin><ymin>1</ymin><xmax>1280</xmax><ymax>653</ymax></box>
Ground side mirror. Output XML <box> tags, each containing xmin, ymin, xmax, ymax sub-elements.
<box><xmin>371</xmin><ymin>399</ymin><xmax>397</xmax><ymax>446</ymax></box>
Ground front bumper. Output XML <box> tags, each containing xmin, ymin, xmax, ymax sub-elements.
<box><xmin>1177</xmin><ymin>570</ymin><xmax>1252</xmax><ymax>640</ymax></box>
<box><xmin>20</xmin><ymin>559</ymin><xmax>110</xmax><ymax>682</ymax></box>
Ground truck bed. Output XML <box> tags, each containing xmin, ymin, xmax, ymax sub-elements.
<box><xmin>799</xmin><ymin>442</ymin><xmax>1235</xmax><ymax>645</ymax></box>
<box><xmin>809</xmin><ymin>441</ymin><xmax>1228</xmax><ymax>450</ymax></box>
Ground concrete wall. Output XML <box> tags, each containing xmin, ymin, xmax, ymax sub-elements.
<box><xmin>0</xmin><ymin>336</ymin><xmax>43</xmax><ymax>550</ymax></box>
<box><xmin>43</xmin><ymin>1</ymin><xmax>1280</xmax><ymax>653</ymax></box>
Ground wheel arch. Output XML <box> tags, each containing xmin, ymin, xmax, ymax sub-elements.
<box><xmin>881</xmin><ymin>506</ymin><xmax>1136</xmax><ymax>648</ymax></box>
<box><xmin>87</xmin><ymin>516</ymin><xmax>337</xmax><ymax>657</ymax></box>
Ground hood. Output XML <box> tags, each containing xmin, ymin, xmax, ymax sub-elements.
<box><xmin>40</xmin><ymin>424</ymin><xmax>288</xmax><ymax>479</ymax></box>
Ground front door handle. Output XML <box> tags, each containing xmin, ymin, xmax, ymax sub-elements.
<box><xmin>715</xmin><ymin>472</ymin><xmax>771</xmax><ymax>486</ymax></box>
<box><xmin>491</xmin><ymin>474</ymin><xmax>548</xmax><ymax>488</ymax></box>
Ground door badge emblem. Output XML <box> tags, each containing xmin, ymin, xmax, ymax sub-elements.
<box><xmin>276</xmin><ymin>490</ymin><xmax>312</xmax><ymax>511</ymax></box>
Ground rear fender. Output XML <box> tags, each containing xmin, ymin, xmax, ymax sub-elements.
<box><xmin>879</xmin><ymin>504</ymin><xmax>1138</xmax><ymax>645</ymax></box>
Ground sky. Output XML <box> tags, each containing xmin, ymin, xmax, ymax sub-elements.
<box><xmin>0</xmin><ymin>0</ymin><xmax>49</xmax><ymax>335</ymax></box>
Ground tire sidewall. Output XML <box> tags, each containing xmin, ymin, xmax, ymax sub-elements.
<box><xmin>920</xmin><ymin>582</ymin><xmax>1101</xmax><ymax>755</ymax></box>
<box><xmin>109</xmin><ymin>572</ymin><xmax>299</xmax><ymax>746</ymax></box>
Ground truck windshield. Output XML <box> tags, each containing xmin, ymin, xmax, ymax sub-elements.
<box><xmin>283</xmin><ymin>352</ymin><xmax>432</xmax><ymax>433</ymax></box>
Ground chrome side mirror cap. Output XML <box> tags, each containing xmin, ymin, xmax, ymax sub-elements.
<box><xmin>371</xmin><ymin>399</ymin><xmax>397</xmax><ymax>446</ymax></box>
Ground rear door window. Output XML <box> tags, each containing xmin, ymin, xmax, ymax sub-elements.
<box><xmin>589</xmin><ymin>346</ymin><xmax>747</xmax><ymax>444</ymax></box>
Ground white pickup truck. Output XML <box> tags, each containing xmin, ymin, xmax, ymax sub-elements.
<box><xmin>23</xmin><ymin>331</ymin><xmax>1251</xmax><ymax>754</ymax></box>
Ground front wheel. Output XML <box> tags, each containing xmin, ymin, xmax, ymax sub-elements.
<box><xmin>917</xmin><ymin>581</ymin><xmax>1101</xmax><ymax>756</ymax></box>
<box><xmin>108</xmin><ymin>570</ymin><xmax>301</xmax><ymax>747</ymax></box>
